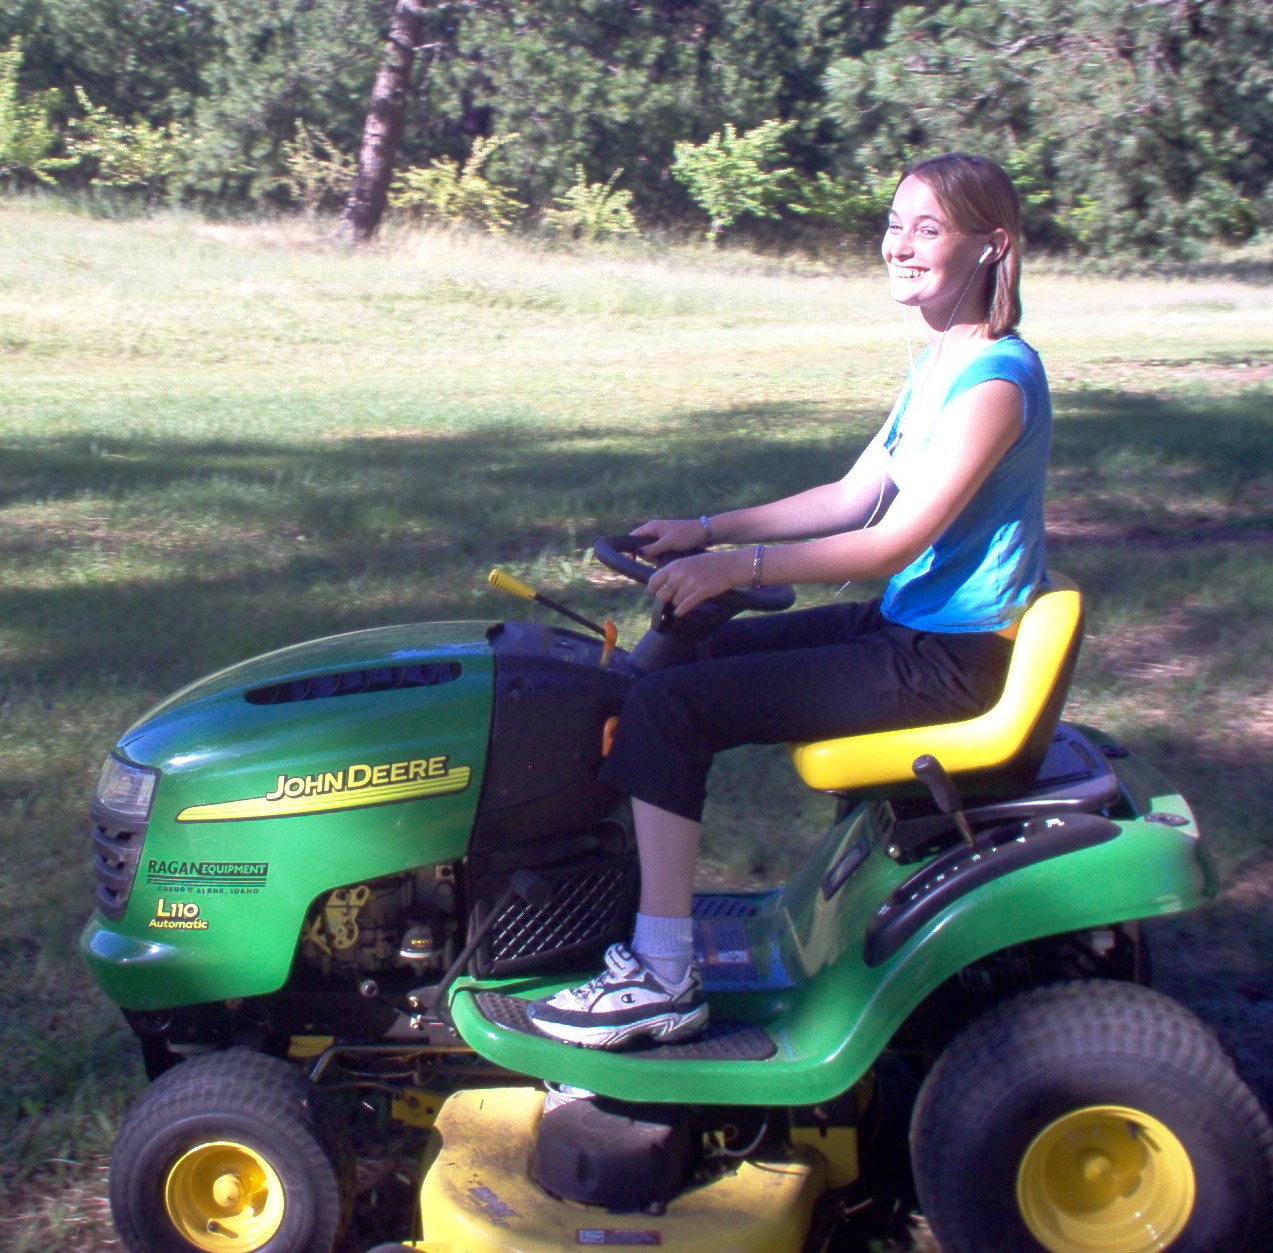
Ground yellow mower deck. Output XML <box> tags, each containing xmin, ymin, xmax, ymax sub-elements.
<box><xmin>402</xmin><ymin>1087</ymin><xmax>828</xmax><ymax>1253</ymax></box>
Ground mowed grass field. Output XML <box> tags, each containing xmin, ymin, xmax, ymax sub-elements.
<box><xmin>1</xmin><ymin>200</ymin><xmax>1271</xmax><ymax>1249</ymax></box>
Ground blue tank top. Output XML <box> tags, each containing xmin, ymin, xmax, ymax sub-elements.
<box><xmin>880</xmin><ymin>335</ymin><xmax>1052</xmax><ymax>633</ymax></box>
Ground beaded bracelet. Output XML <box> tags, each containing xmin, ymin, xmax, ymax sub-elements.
<box><xmin>751</xmin><ymin>545</ymin><xmax>765</xmax><ymax>590</ymax></box>
<box><xmin>699</xmin><ymin>514</ymin><xmax>713</xmax><ymax>546</ymax></box>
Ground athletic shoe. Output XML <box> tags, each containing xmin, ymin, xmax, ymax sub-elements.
<box><xmin>542</xmin><ymin>1081</ymin><xmax>595</xmax><ymax>1112</ymax></box>
<box><xmin>528</xmin><ymin>943</ymin><xmax>708</xmax><ymax>1050</ymax></box>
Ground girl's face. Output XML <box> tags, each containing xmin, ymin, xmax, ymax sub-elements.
<box><xmin>882</xmin><ymin>175</ymin><xmax>996</xmax><ymax>323</ymax></box>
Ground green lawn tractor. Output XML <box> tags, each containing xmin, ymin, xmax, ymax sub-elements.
<box><xmin>82</xmin><ymin>535</ymin><xmax>1273</xmax><ymax>1253</ymax></box>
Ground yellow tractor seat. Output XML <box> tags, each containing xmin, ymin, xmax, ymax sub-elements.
<box><xmin>789</xmin><ymin>576</ymin><xmax>1084</xmax><ymax>797</ymax></box>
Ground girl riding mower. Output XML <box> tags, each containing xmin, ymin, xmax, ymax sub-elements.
<box><xmin>82</xmin><ymin>534</ymin><xmax>1273</xmax><ymax>1253</ymax></box>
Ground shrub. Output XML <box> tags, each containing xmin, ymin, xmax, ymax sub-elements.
<box><xmin>672</xmin><ymin>119</ymin><xmax>796</xmax><ymax>242</ymax></box>
<box><xmin>65</xmin><ymin>87</ymin><xmax>191</xmax><ymax>205</ymax></box>
<box><xmin>787</xmin><ymin>168</ymin><xmax>892</xmax><ymax>238</ymax></box>
<box><xmin>275</xmin><ymin>120</ymin><xmax>353</xmax><ymax>216</ymax></box>
<box><xmin>543</xmin><ymin>167</ymin><xmax>638</xmax><ymax>243</ymax></box>
<box><xmin>388</xmin><ymin>135</ymin><xmax>525</xmax><ymax>233</ymax></box>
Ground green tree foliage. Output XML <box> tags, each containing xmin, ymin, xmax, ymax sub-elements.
<box><xmin>422</xmin><ymin>1</ymin><xmax>889</xmax><ymax>223</ymax></box>
<box><xmin>543</xmin><ymin>167</ymin><xmax>639</xmax><ymax>242</ymax></box>
<box><xmin>672</xmin><ymin>118</ymin><xmax>796</xmax><ymax>240</ymax></box>
<box><xmin>0</xmin><ymin>0</ymin><xmax>378</xmax><ymax>202</ymax></box>
<box><xmin>0</xmin><ymin>0</ymin><xmax>215</xmax><ymax>127</ymax></box>
<box><xmin>187</xmin><ymin>0</ymin><xmax>384</xmax><ymax>201</ymax></box>
<box><xmin>787</xmin><ymin>167</ymin><xmax>893</xmax><ymax>237</ymax></box>
<box><xmin>822</xmin><ymin>0</ymin><xmax>1273</xmax><ymax>255</ymax></box>
<box><xmin>0</xmin><ymin>35</ymin><xmax>71</xmax><ymax>183</ymax></box>
<box><xmin>64</xmin><ymin>86</ymin><xmax>191</xmax><ymax>203</ymax></box>
<box><xmin>388</xmin><ymin>133</ymin><xmax>525</xmax><ymax>232</ymax></box>
<box><xmin>2</xmin><ymin>0</ymin><xmax>1271</xmax><ymax>252</ymax></box>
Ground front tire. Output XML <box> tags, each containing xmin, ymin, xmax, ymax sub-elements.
<box><xmin>109</xmin><ymin>1048</ymin><xmax>353</xmax><ymax>1253</ymax></box>
<box><xmin>910</xmin><ymin>980</ymin><xmax>1273</xmax><ymax>1253</ymax></box>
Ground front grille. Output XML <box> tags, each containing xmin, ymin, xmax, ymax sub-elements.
<box><xmin>92</xmin><ymin>820</ymin><xmax>146</xmax><ymax>921</ymax></box>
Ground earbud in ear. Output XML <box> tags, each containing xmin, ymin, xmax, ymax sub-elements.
<box><xmin>977</xmin><ymin>245</ymin><xmax>995</xmax><ymax>264</ymax></box>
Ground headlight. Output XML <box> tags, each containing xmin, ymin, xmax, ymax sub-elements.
<box><xmin>94</xmin><ymin>755</ymin><xmax>159</xmax><ymax>823</ymax></box>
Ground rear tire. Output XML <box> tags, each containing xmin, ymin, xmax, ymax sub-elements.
<box><xmin>910</xmin><ymin>980</ymin><xmax>1273</xmax><ymax>1253</ymax></box>
<box><xmin>109</xmin><ymin>1048</ymin><xmax>353</xmax><ymax>1253</ymax></box>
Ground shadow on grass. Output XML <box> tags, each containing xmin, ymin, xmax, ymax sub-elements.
<box><xmin>1</xmin><ymin>384</ymin><xmax>1270</xmax><ymax>806</ymax></box>
<box><xmin>1</xmin><ymin>385</ymin><xmax>1269</xmax><ymax>728</ymax></box>
<box><xmin>0</xmin><ymin>404</ymin><xmax>843</xmax><ymax>681</ymax></box>
<box><xmin>1048</xmin><ymin>388</ymin><xmax>1273</xmax><ymax>518</ymax></box>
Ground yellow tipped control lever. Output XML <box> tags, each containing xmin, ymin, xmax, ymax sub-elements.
<box><xmin>488</xmin><ymin>569</ymin><xmax>615</xmax><ymax>651</ymax></box>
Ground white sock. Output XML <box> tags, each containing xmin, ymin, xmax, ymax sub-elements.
<box><xmin>632</xmin><ymin>912</ymin><xmax>694</xmax><ymax>987</ymax></box>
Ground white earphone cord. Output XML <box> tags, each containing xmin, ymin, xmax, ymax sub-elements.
<box><xmin>842</xmin><ymin>245</ymin><xmax>993</xmax><ymax>600</ymax></box>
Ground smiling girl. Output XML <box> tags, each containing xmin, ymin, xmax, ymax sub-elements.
<box><xmin>530</xmin><ymin>152</ymin><xmax>1052</xmax><ymax>1051</ymax></box>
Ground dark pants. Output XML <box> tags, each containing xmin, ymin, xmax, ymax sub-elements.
<box><xmin>599</xmin><ymin>598</ymin><xmax>1013</xmax><ymax>821</ymax></box>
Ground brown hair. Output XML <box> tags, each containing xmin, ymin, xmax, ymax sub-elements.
<box><xmin>901</xmin><ymin>152</ymin><xmax>1023</xmax><ymax>338</ymax></box>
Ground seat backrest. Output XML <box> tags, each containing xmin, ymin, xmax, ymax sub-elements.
<box><xmin>789</xmin><ymin>576</ymin><xmax>1085</xmax><ymax>797</ymax></box>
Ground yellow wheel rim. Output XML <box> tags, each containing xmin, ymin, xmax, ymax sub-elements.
<box><xmin>164</xmin><ymin>1140</ymin><xmax>286</xmax><ymax>1252</ymax></box>
<box><xmin>1017</xmin><ymin>1105</ymin><xmax>1195</xmax><ymax>1253</ymax></box>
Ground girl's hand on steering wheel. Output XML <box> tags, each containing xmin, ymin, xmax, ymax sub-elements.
<box><xmin>631</xmin><ymin>518</ymin><xmax>710</xmax><ymax>560</ymax></box>
<box><xmin>648</xmin><ymin>550</ymin><xmax>747</xmax><ymax>617</ymax></box>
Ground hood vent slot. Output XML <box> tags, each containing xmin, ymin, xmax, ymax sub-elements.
<box><xmin>246</xmin><ymin>661</ymin><xmax>462</xmax><ymax>706</ymax></box>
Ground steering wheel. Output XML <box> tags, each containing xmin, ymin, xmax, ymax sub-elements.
<box><xmin>594</xmin><ymin>534</ymin><xmax>796</xmax><ymax>618</ymax></box>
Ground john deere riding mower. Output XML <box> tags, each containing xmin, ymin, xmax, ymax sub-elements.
<box><xmin>82</xmin><ymin>536</ymin><xmax>1273</xmax><ymax>1253</ymax></box>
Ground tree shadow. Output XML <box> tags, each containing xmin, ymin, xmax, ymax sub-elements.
<box><xmin>1047</xmin><ymin>386</ymin><xmax>1273</xmax><ymax>500</ymax></box>
<box><xmin>0</xmin><ymin>405</ymin><xmax>844</xmax><ymax>677</ymax></box>
<box><xmin>2</xmin><ymin>386</ymin><xmax>1270</xmax><ymax>781</ymax></box>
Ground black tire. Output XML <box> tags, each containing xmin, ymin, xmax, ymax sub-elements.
<box><xmin>109</xmin><ymin>1048</ymin><xmax>354</xmax><ymax>1253</ymax></box>
<box><xmin>910</xmin><ymin>980</ymin><xmax>1273</xmax><ymax>1253</ymax></box>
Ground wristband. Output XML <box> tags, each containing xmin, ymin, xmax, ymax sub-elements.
<box><xmin>751</xmin><ymin>545</ymin><xmax>765</xmax><ymax>590</ymax></box>
<box><xmin>699</xmin><ymin>514</ymin><xmax>713</xmax><ymax>546</ymax></box>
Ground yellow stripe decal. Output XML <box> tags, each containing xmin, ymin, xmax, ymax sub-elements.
<box><xmin>177</xmin><ymin>766</ymin><xmax>471</xmax><ymax>823</ymax></box>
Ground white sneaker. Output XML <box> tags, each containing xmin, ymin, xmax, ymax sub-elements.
<box><xmin>528</xmin><ymin>943</ymin><xmax>708</xmax><ymax>1050</ymax></box>
<box><xmin>542</xmin><ymin>1081</ymin><xmax>595</xmax><ymax>1112</ymax></box>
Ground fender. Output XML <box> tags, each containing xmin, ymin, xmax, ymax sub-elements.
<box><xmin>450</xmin><ymin>741</ymin><xmax>1212</xmax><ymax>1107</ymax></box>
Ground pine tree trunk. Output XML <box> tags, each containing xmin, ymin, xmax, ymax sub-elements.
<box><xmin>340</xmin><ymin>0</ymin><xmax>429</xmax><ymax>242</ymax></box>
